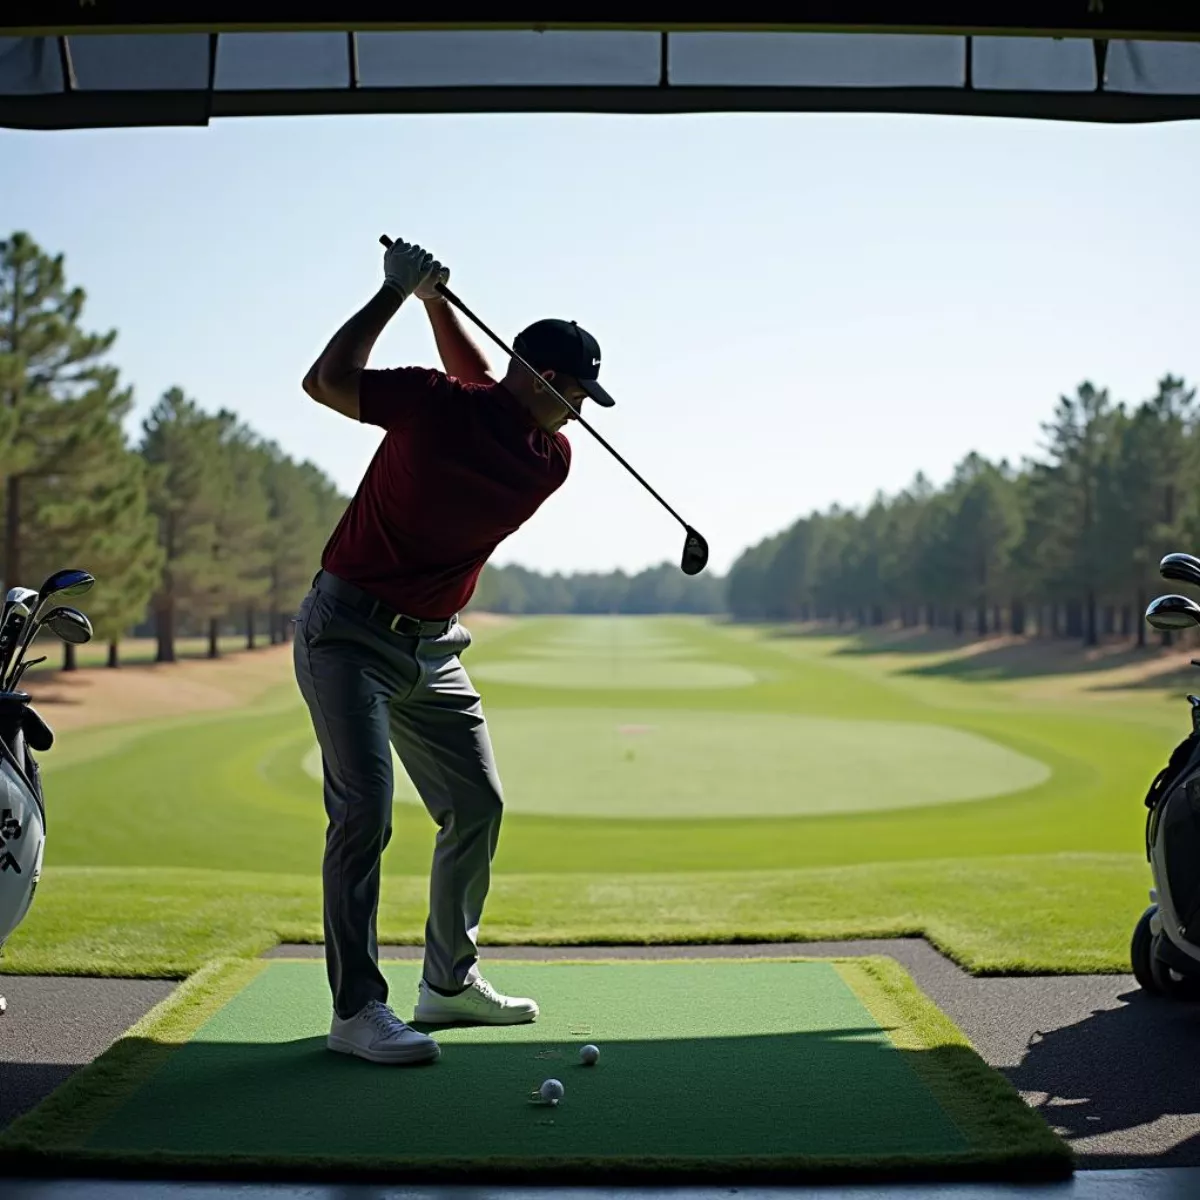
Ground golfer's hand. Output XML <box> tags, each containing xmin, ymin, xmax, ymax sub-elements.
<box><xmin>382</xmin><ymin>239</ymin><xmax>447</xmax><ymax>301</ymax></box>
<box><xmin>414</xmin><ymin>261</ymin><xmax>449</xmax><ymax>302</ymax></box>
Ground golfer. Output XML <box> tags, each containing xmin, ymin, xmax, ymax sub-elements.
<box><xmin>295</xmin><ymin>238</ymin><xmax>616</xmax><ymax>1065</ymax></box>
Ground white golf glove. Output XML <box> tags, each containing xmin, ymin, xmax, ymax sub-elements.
<box><xmin>382</xmin><ymin>239</ymin><xmax>448</xmax><ymax>301</ymax></box>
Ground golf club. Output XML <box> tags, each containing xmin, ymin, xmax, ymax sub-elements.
<box><xmin>6</xmin><ymin>609</ymin><xmax>93</xmax><ymax>691</ymax></box>
<box><xmin>44</xmin><ymin>606</ymin><xmax>93</xmax><ymax>646</ymax></box>
<box><xmin>1146</xmin><ymin>594</ymin><xmax>1200</xmax><ymax>631</ymax></box>
<box><xmin>0</xmin><ymin>600</ymin><xmax>33</xmax><ymax>689</ymax></box>
<box><xmin>378</xmin><ymin>235</ymin><xmax>709</xmax><ymax>577</ymax></box>
<box><xmin>9</xmin><ymin>656</ymin><xmax>45</xmax><ymax>692</ymax></box>
<box><xmin>8</xmin><ymin>569</ymin><xmax>95</xmax><ymax>689</ymax></box>
<box><xmin>1162</xmin><ymin>553</ymin><xmax>1200</xmax><ymax>588</ymax></box>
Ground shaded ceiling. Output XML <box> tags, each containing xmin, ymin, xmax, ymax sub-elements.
<box><xmin>4</xmin><ymin>16</ymin><xmax>1200</xmax><ymax>129</ymax></box>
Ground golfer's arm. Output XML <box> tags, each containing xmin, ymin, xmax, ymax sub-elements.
<box><xmin>424</xmin><ymin>297</ymin><xmax>493</xmax><ymax>385</ymax></box>
<box><xmin>303</xmin><ymin>287</ymin><xmax>403</xmax><ymax>419</ymax></box>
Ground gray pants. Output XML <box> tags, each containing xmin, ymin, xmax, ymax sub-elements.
<box><xmin>292</xmin><ymin>572</ymin><xmax>504</xmax><ymax>1020</ymax></box>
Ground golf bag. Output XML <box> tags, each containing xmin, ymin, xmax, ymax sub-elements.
<box><xmin>1131</xmin><ymin>572</ymin><xmax>1200</xmax><ymax>997</ymax></box>
<box><xmin>0</xmin><ymin>691</ymin><xmax>50</xmax><ymax>957</ymax></box>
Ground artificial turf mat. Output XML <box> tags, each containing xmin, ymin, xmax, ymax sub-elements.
<box><xmin>0</xmin><ymin>954</ymin><xmax>1072</xmax><ymax>1185</ymax></box>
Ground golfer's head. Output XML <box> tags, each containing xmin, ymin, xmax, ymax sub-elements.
<box><xmin>506</xmin><ymin>319</ymin><xmax>616</xmax><ymax>433</ymax></box>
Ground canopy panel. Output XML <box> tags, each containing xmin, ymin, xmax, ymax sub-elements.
<box><xmin>4</xmin><ymin>15</ymin><xmax>1200</xmax><ymax>129</ymax></box>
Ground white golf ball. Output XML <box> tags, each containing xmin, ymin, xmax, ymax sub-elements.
<box><xmin>579</xmin><ymin>1043</ymin><xmax>599</xmax><ymax>1065</ymax></box>
<box><xmin>540</xmin><ymin>1078</ymin><xmax>565</xmax><ymax>1105</ymax></box>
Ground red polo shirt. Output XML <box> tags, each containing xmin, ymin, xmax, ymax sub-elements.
<box><xmin>320</xmin><ymin>367</ymin><xmax>571</xmax><ymax>619</ymax></box>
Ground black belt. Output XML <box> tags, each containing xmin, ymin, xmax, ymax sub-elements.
<box><xmin>313</xmin><ymin>571</ymin><xmax>457</xmax><ymax>637</ymax></box>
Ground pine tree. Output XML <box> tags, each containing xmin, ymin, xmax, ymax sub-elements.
<box><xmin>0</xmin><ymin>232</ymin><xmax>117</xmax><ymax>588</ymax></box>
<box><xmin>140</xmin><ymin>389</ymin><xmax>228</xmax><ymax>663</ymax></box>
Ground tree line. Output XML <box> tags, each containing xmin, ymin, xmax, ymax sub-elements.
<box><xmin>470</xmin><ymin>560</ymin><xmax>726</xmax><ymax>615</ymax></box>
<box><xmin>13</xmin><ymin>228</ymin><xmax>1181</xmax><ymax>660</ymax></box>
<box><xmin>726</xmin><ymin>377</ymin><xmax>1198</xmax><ymax>646</ymax></box>
<box><xmin>1</xmin><ymin>231</ymin><xmax>348</xmax><ymax>669</ymax></box>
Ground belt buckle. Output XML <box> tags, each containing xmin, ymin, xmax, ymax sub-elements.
<box><xmin>389</xmin><ymin>612</ymin><xmax>416</xmax><ymax>636</ymax></box>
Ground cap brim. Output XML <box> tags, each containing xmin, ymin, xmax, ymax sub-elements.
<box><xmin>580</xmin><ymin>378</ymin><xmax>616</xmax><ymax>408</ymax></box>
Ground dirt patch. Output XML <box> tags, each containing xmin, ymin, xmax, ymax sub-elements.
<box><xmin>15</xmin><ymin>613</ymin><xmax>513</xmax><ymax>734</ymax></box>
<box><xmin>21</xmin><ymin>644</ymin><xmax>296</xmax><ymax>732</ymax></box>
<box><xmin>461</xmin><ymin>610</ymin><xmax>515</xmax><ymax>630</ymax></box>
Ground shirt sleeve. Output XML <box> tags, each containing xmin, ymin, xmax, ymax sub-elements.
<box><xmin>358</xmin><ymin>367</ymin><xmax>449</xmax><ymax>431</ymax></box>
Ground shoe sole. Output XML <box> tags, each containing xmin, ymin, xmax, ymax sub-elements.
<box><xmin>327</xmin><ymin>1035</ymin><xmax>441</xmax><ymax>1065</ymax></box>
<box><xmin>413</xmin><ymin>1006</ymin><xmax>538</xmax><ymax>1026</ymax></box>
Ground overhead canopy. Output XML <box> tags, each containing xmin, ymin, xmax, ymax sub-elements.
<box><xmin>4</xmin><ymin>12</ymin><xmax>1200</xmax><ymax>130</ymax></box>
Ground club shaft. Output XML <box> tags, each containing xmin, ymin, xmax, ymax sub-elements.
<box><xmin>379</xmin><ymin>237</ymin><xmax>692</xmax><ymax>533</ymax></box>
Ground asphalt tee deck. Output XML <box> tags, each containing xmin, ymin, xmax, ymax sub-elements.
<box><xmin>4</xmin><ymin>939</ymin><xmax>1200</xmax><ymax>1193</ymax></box>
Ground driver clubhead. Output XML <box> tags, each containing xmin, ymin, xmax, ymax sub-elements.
<box><xmin>681</xmin><ymin>526</ymin><xmax>709</xmax><ymax>576</ymax></box>
<box><xmin>1146</xmin><ymin>593</ymin><xmax>1200</xmax><ymax>631</ymax></box>
<box><xmin>36</xmin><ymin>568</ymin><xmax>94</xmax><ymax>608</ymax></box>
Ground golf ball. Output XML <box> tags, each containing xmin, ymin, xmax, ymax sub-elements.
<box><xmin>579</xmin><ymin>1043</ymin><xmax>599</xmax><ymax>1065</ymax></box>
<box><xmin>540</xmin><ymin>1078</ymin><xmax>565</xmax><ymax>1105</ymax></box>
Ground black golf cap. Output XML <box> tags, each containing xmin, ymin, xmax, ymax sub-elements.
<box><xmin>512</xmin><ymin>319</ymin><xmax>616</xmax><ymax>408</ymax></box>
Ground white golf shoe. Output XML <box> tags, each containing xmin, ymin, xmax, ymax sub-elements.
<box><xmin>414</xmin><ymin>976</ymin><xmax>539</xmax><ymax>1025</ymax></box>
<box><xmin>328</xmin><ymin>999</ymin><xmax>441</xmax><ymax>1065</ymax></box>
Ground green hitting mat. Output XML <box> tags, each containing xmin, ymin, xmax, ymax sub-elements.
<box><xmin>0</xmin><ymin>955</ymin><xmax>1072</xmax><ymax>1184</ymax></box>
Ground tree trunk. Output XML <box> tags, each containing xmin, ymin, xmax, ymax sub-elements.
<box><xmin>1011</xmin><ymin>598</ymin><xmax>1026</xmax><ymax>636</ymax></box>
<box><xmin>975</xmin><ymin>602</ymin><xmax>988</xmax><ymax>637</ymax></box>
<box><xmin>62</xmin><ymin>642</ymin><xmax>76</xmax><ymax>672</ymax></box>
<box><xmin>1120</xmin><ymin>605</ymin><xmax>1131</xmax><ymax>637</ymax></box>
<box><xmin>1066</xmin><ymin>600</ymin><xmax>1084</xmax><ymax>640</ymax></box>
<box><xmin>953</xmin><ymin>609</ymin><xmax>964</xmax><ymax>635</ymax></box>
<box><xmin>107</xmin><ymin>639</ymin><xmax>120</xmax><ymax>668</ymax></box>
<box><xmin>992</xmin><ymin>604</ymin><xmax>1002</xmax><ymax>633</ymax></box>
<box><xmin>4</xmin><ymin>475</ymin><xmax>20</xmax><ymax>590</ymax></box>
<box><xmin>1103</xmin><ymin>604</ymin><xmax>1115</xmax><ymax>637</ymax></box>
<box><xmin>208</xmin><ymin>617</ymin><xmax>220</xmax><ymax>660</ymax></box>
<box><xmin>155</xmin><ymin>602</ymin><xmax>176</xmax><ymax>663</ymax></box>
<box><xmin>1137</xmin><ymin>589</ymin><xmax>1147</xmax><ymax>648</ymax></box>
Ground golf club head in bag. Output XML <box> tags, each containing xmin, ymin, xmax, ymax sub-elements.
<box><xmin>1161</xmin><ymin>553</ymin><xmax>1200</xmax><ymax>589</ymax></box>
<box><xmin>1146</xmin><ymin>594</ymin><xmax>1200</xmax><ymax>632</ymax></box>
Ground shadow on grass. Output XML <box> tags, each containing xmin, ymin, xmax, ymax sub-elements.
<box><xmin>1007</xmin><ymin>986</ymin><xmax>1200</xmax><ymax>1169</ymax></box>
<box><xmin>1</xmin><ymin>1028</ymin><xmax>1068</xmax><ymax>1186</ymax></box>
<box><xmin>766</xmin><ymin>621</ymin><xmax>1196</xmax><ymax>685</ymax></box>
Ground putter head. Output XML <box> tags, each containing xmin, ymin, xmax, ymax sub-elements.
<box><xmin>681</xmin><ymin>526</ymin><xmax>709</xmax><ymax>576</ymax></box>
<box><xmin>1146</xmin><ymin>594</ymin><xmax>1200</xmax><ymax>631</ymax></box>
<box><xmin>44</xmin><ymin>606</ymin><xmax>93</xmax><ymax>645</ymax></box>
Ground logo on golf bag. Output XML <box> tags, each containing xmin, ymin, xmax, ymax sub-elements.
<box><xmin>0</xmin><ymin>807</ymin><xmax>23</xmax><ymax>873</ymax></box>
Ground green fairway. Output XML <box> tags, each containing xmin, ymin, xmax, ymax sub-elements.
<box><xmin>304</xmin><ymin>710</ymin><xmax>1050</xmax><ymax>818</ymax></box>
<box><xmin>1</xmin><ymin>614</ymin><xmax>1181</xmax><ymax>978</ymax></box>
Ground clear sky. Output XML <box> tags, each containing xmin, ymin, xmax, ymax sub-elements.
<box><xmin>3</xmin><ymin>111</ymin><xmax>1197</xmax><ymax>576</ymax></box>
